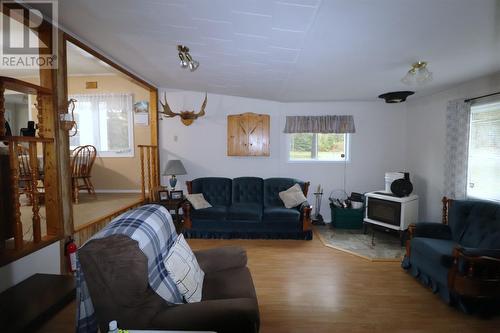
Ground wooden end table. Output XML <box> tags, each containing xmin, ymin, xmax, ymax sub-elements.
<box><xmin>156</xmin><ymin>197</ymin><xmax>186</xmax><ymax>232</ymax></box>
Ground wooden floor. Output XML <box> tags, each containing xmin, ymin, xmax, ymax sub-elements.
<box><xmin>37</xmin><ymin>233</ymin><xmax>500</xmax><ymax>333</ymax></box>
<box><xmin>72</xmin><ymin>193</ymin><xmax>143</xmax><ymax>228</ymax></box>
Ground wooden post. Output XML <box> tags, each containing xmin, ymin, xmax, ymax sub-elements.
<box><xmin>35</xmin><ymin>94</ymin><xmax>45</xmax><ymax>138</ymax></box>
<box><xmin>28</xmin><ymin>142</ymin><xmax>41</xmax><ymax>243</ymax></box>
<box><xmin>0</xmin><ymin>83</ymin><xmax>5</xmax><ymax>137</ymax></box>
<box><xmin>8</xmin><ymin>142</ymin><xmax>22</xmax><ymax>249</ymax></box>
<box><xmin>146</xmin><ymin>146</ymin><xmax>152</xmax><ymax>202</ymax></box>
<box><xmin>140</xmin><ymin>147</ymin><xmax>145</xmax><ymax>201</ymax></box>
<box><xmin>54</xmin><ymin>32</ymin><xmax>74</xmax><ymax>238</ymax></box>
<box><xmin>442</xmin><ymin>196</ymin><xmax>450</xmax><ymax>225</ymax></box>
<box><xmin>138</xmin><ymin>145</ymin><xmax>159</xmax><ymax>203</ymax></box>
<box><xmin>302</xmin><ymin>206</ymin><xmax>312</xmax><ymax>231</ymax></box>
<box><xmin>150</xmin><ymin>89</ymin><xmax>159</xmax><ymax>192</ymax></box>
<box><xmin>152</xmin><ymin>146</ymin><xmax>158</xmax><ymax>201</ymax></box>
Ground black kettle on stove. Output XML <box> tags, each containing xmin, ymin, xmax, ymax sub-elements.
<box><xmin>391</xmin><ymin>172</ymin><xmax>413</xmax><ymax>197</ymax></box>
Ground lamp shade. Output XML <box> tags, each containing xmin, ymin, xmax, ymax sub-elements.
<box><xmin>164</xmin><ymin>159</ymin><xmax>187</xmax><ymax>176</ymax></box>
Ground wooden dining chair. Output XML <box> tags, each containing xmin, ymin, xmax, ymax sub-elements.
<box><xmin>71</xmin><ymin>145</ymin><xmax>97</xmax><ymax>204</ymax></box>
<box><xmin>17</xmin><ymin>144</ymin><xmax>45</xmax><ymax>206</ymax></box>
<box><xmin>17</xmin><ymin>144</ymin><xmax>34</xmax><ymax>205</ymax></box>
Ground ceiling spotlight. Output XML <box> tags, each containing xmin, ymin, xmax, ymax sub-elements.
<box><xmin>401</xmin><ymin>61</ymin><xmax>432</xmax><ymax>86</ymax></box>
<box><xmin>378</xmin><ymin>91</ymin><xmax>415</xmax><ymax>103</ymax></box>
<box><xmin>178</xmin><ymin>52</ymin><xmax>188</xmax><ymax>68</ymax></box>
<box><xmin>177</xmin><ymin>45</ymin><xmax>199</xmax><ymax>72</ymax></box>
<box><xmin>189</xmin><ymin>60</ymin><xmax>199</xmax><ymax>72</ymax></box>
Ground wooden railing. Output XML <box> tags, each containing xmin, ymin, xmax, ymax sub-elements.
<box><xmin>138</xmin><ymin>145</ymin><xmax>159</xmax><ymax>202</ymax></box>
<box><xmin>0</xmin><ymin>136</ymin><xmax>57</xmax><ymax>253</ymax></box>
<box><xmin>72</xmin><ymin>145</ymin><xmax>159</xmax><ymax>246</ymax></box>
<box><xmin>0</xmin><ymin>77</ymin><xmax>63</xmax><ymax>266</ymax></box>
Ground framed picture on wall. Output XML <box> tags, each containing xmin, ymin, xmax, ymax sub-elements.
<box><xmin>158</xmin><ymin>190</ymin><xmax>169</xmax><ymax>201</ymax></box>
<box><xmin>133</xmin><ymin>101</ymin><xmax>149</xmax><ymax>113</ymax></box>
<box><xmin>170</xmin><ymin>190</ymin><xmax>184</xmax><ymax>200</ymax></box>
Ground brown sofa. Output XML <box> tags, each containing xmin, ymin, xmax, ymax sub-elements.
<box><xmin>79</xmin><ymin>234</ymin><xmax>260</xmax><ymax>333</ymax></box>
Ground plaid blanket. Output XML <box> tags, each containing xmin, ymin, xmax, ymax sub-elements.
<box><xmin>76</xmin><ymin>204</ymin><xmax>182</xmax><ymax>333</ymax></box>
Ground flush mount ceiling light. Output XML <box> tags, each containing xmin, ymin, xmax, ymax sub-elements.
<box><xmin>401</xmin><ymin>61</ymin><xmax>432</xmax><ymax>86</ymax></box>
<box><xmin>378</xmin><ymin>91</ymin><xmax>415</xmax><ymax>103</ymax></box>
<box><xmin>177</xmin><ymin>45</ymin><xmax>199</xmax><ymax>72</ymax></box>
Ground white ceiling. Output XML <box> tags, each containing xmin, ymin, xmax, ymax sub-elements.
<box><xmin>34</xmin><ymin>0</ymin><xmax>500</xmax><ymax>101</ymax></box>
<box><xmin>0</xmin><ymin>12</ymin><xmax>117</xmax><ymax>79</ymax></box>
<box><xmin>66</xmin><ymin>42</ymin><xmax>118</xmax><ymax>76</ymax></box>
<box><xmin>0</xmin><ymin>43</ymin><xmax>117</xmax><ymax>78</ymax></box>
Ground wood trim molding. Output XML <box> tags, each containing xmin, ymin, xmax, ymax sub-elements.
<box><xmin>63</xmin><ymin>33</ymin><xmax>156</xmax><ymax>91</ymax></box>
<box><xmin>442</xmin><ymin>196</ymin><xmax>452</xmax><ymax>225</ymax></box>
<box><xmin>0</xmin><ymin>235</ymin><xmax>62</xmax><ymax>267</ymax></box>
<box><xmin>186</xmin><ymin>181</ymin><xmax>193</xmax><ymax>194</ymax></box>
<box><xmin>0</xmin><ymin>77</ymin><xmax>52</xmax><ymax>95</ymax></box>
<box><xmin>303</xmin><ymin>181</ymin><xmax>310</xmax><ymax>196</ymax></box>
<box><xmin>150</xmin><ymin>89</ymin><xmax>159</xmax><ymax>188</ymax></box>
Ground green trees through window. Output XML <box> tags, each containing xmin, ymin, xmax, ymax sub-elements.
<box><xmin>289</xmin><ymin>133</ymin><xmax>347</xmax><ymax>161</ymax></box>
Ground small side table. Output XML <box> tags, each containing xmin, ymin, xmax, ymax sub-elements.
<box><xmin>155</xmin><ymin>197</ymin><xmax>186</xmax><ymax>232</ymax></box>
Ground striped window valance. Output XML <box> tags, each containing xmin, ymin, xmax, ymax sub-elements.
<box><xmin>283</xmin><ymin>115</ymin><xmax>356</xmax><ymax>133</ymax></box>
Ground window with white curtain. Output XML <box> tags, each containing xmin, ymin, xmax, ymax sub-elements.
<box><xmin>466</xmin><ymin>101</ymin><xmax>500</xmax><ymax>201</ymax></box>
<box><xmin>69</xmin><ymin>93</ymin><xmax>134</xmax><ymax>157</ymax></box>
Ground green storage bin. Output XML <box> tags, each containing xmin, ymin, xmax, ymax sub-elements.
<box><xmin>330</xmin><ymin>203</ymin><xmax>364</xmax><ymax>229</ymax></box>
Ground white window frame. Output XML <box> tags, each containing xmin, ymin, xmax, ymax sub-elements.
<box><xmin>287</xmin><ymin>133</ymin><xmax>350</xmax><ymax>163</ymax></box>
<box><xmin>466</xmin><ymin>100</ymin><xmax>500</xmax><ymax>202</ymax></box>
<box><xmin>70</xmin><ymin>94</ymin><xmax>134</xmax><ymax>158</ymax></box>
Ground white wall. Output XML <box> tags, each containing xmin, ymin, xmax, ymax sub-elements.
<box><xmin>4</xmin><ymin>72</ymin><xmax>498</xmax><ymax>292</ymax></box>
<box><xmin>0</xmin><ymin>241</ymin><xmax>61</xmax><ymax>293</ymax></box>
<box><xmin>405</xmin><ymin>72</ymin><xmax>500</xmax><ymax>222</ymax></box>
<box><xmin>159</xmin><ymin>89</ymin><xmax>407</xmax><ymax>220</ymax></box>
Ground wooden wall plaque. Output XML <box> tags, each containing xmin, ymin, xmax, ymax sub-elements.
<box><xmin>227</xmin><ymin>112</ymin><xmax>270</xmax><ymax>156</ymax></box>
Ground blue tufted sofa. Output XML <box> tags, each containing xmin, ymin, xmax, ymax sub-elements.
<box><xmin>402</xmin><ymin>197</ymin><xmax>500</xmax><ymax>313</ymax></box>
<box><xmin>182</xmin><ymin>177</ymin><xmax>312</xmax><ymax>240</ymax></box>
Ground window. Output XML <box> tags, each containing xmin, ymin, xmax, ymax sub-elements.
<box><xmin>69</xmin><ymin>93</ymin><xmax>134</xmax><ymax>157</ymax></box>
<box><xmin>466</xmin><ymin>101</ymin><xmax>500</xmax><ymax>201</ymax></box>
<box><xmin>289</xmin><ymin>133</ymin><xmax>348</xmax><ymax>161</ymax></box>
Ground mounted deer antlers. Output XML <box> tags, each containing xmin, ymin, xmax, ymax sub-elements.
<box><xmin>160</xmin><ymin>93</ymin><xmax>207</xmax><ymax>126</ymax></box>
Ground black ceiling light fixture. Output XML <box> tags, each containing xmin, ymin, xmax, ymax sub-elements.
<box><xmin>378</xmin><ymin>91</ymin><xmax>415</xmax><ymax>103</ymax></box>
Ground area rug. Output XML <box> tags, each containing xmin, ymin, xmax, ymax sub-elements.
<box><xmin>314</xmin><ymin>225</ymin><xmax>404</xmax><ymax>261</ymax></box>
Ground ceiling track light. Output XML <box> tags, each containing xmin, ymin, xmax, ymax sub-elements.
<box><xmin>401</xmin><ymin>61</ymin><xmax>432</xmax><ymax>86</ymax></box>
<box><xmin>177</xmin><ymin>45</ymin><xmax>199</xmax><ymax>72</ymax></box>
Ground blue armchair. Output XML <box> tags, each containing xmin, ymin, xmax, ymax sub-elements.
<box><xmin>403</xmin><ymin>197</ymin><xmax>500</xmax><ymax>313</ymax></box>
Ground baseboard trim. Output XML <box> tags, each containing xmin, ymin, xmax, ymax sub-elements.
<box><xmin>79</xmin><ymin>189</ymin><xmax>143</xmax><ymax>194</ymax></box>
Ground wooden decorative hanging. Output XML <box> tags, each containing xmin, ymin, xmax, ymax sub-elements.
<box><xmin>227</xmin><ymin>112</ymin><xmax>270</xmax><ymax>156</ymax></box>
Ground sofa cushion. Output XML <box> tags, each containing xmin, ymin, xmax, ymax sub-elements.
<box><xmin>454</xmin><ymin>201</ymin><xmax>500</xmax><ymax>248</ymax></box>
<box><xmin>264</xmin><ymin>178</ymin><xmax>305</xmax><ymax>207</ymax></box>
<box><xmin>164</xmin><ymin>234</ymin><xmax>204</xmax><ymax>303</ymax></box>
<box><xmin>409</xmin><ymin>238</ymin><xmax>456</xmax><ymax>288</ymax></box>
<box><xmin>228</xmin><ymin>204</ymin><xmax>262</xmax><ymax>221</ymax></box>
<box><xmin>279</xmin><ymin>184</ymin><xmax>307</xmax><ymax>208</ymax></box>
<box><xmin>191</xmin><ymin>206</ymin><xmax>228</xmax><ymax>220</ymax></box>
<box><xmin>202</xmin><ymin>266</ymin><xmax>257</xmax><ymax>301</ymax></box>
<box><xmin>232</xmin><ymin>177</ymin><xmax>263</xmax><ymax>205</ymax></box>
<box><xmin>263</xmin><ymin>206</ymin><xmax>300</xmax><ymax>223</ymax></box>
<box><xmin>194</xmin><ymin>247</ymin><xmax>247</xmax><ymax>274</ymax></box>
<box><xmin>191</xmin><ymin>177</ymin><xmax>232</xmax><ymax>206</ymax></box>
<box><xmin>187</xmin><ymin>193</ymin><xmax>212</xmax><ymax>210</ymax></box>
<box><xmin>411</xmin><ymin>237</ymin><xmax>457</xmax><ymax>268</ymax></box>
